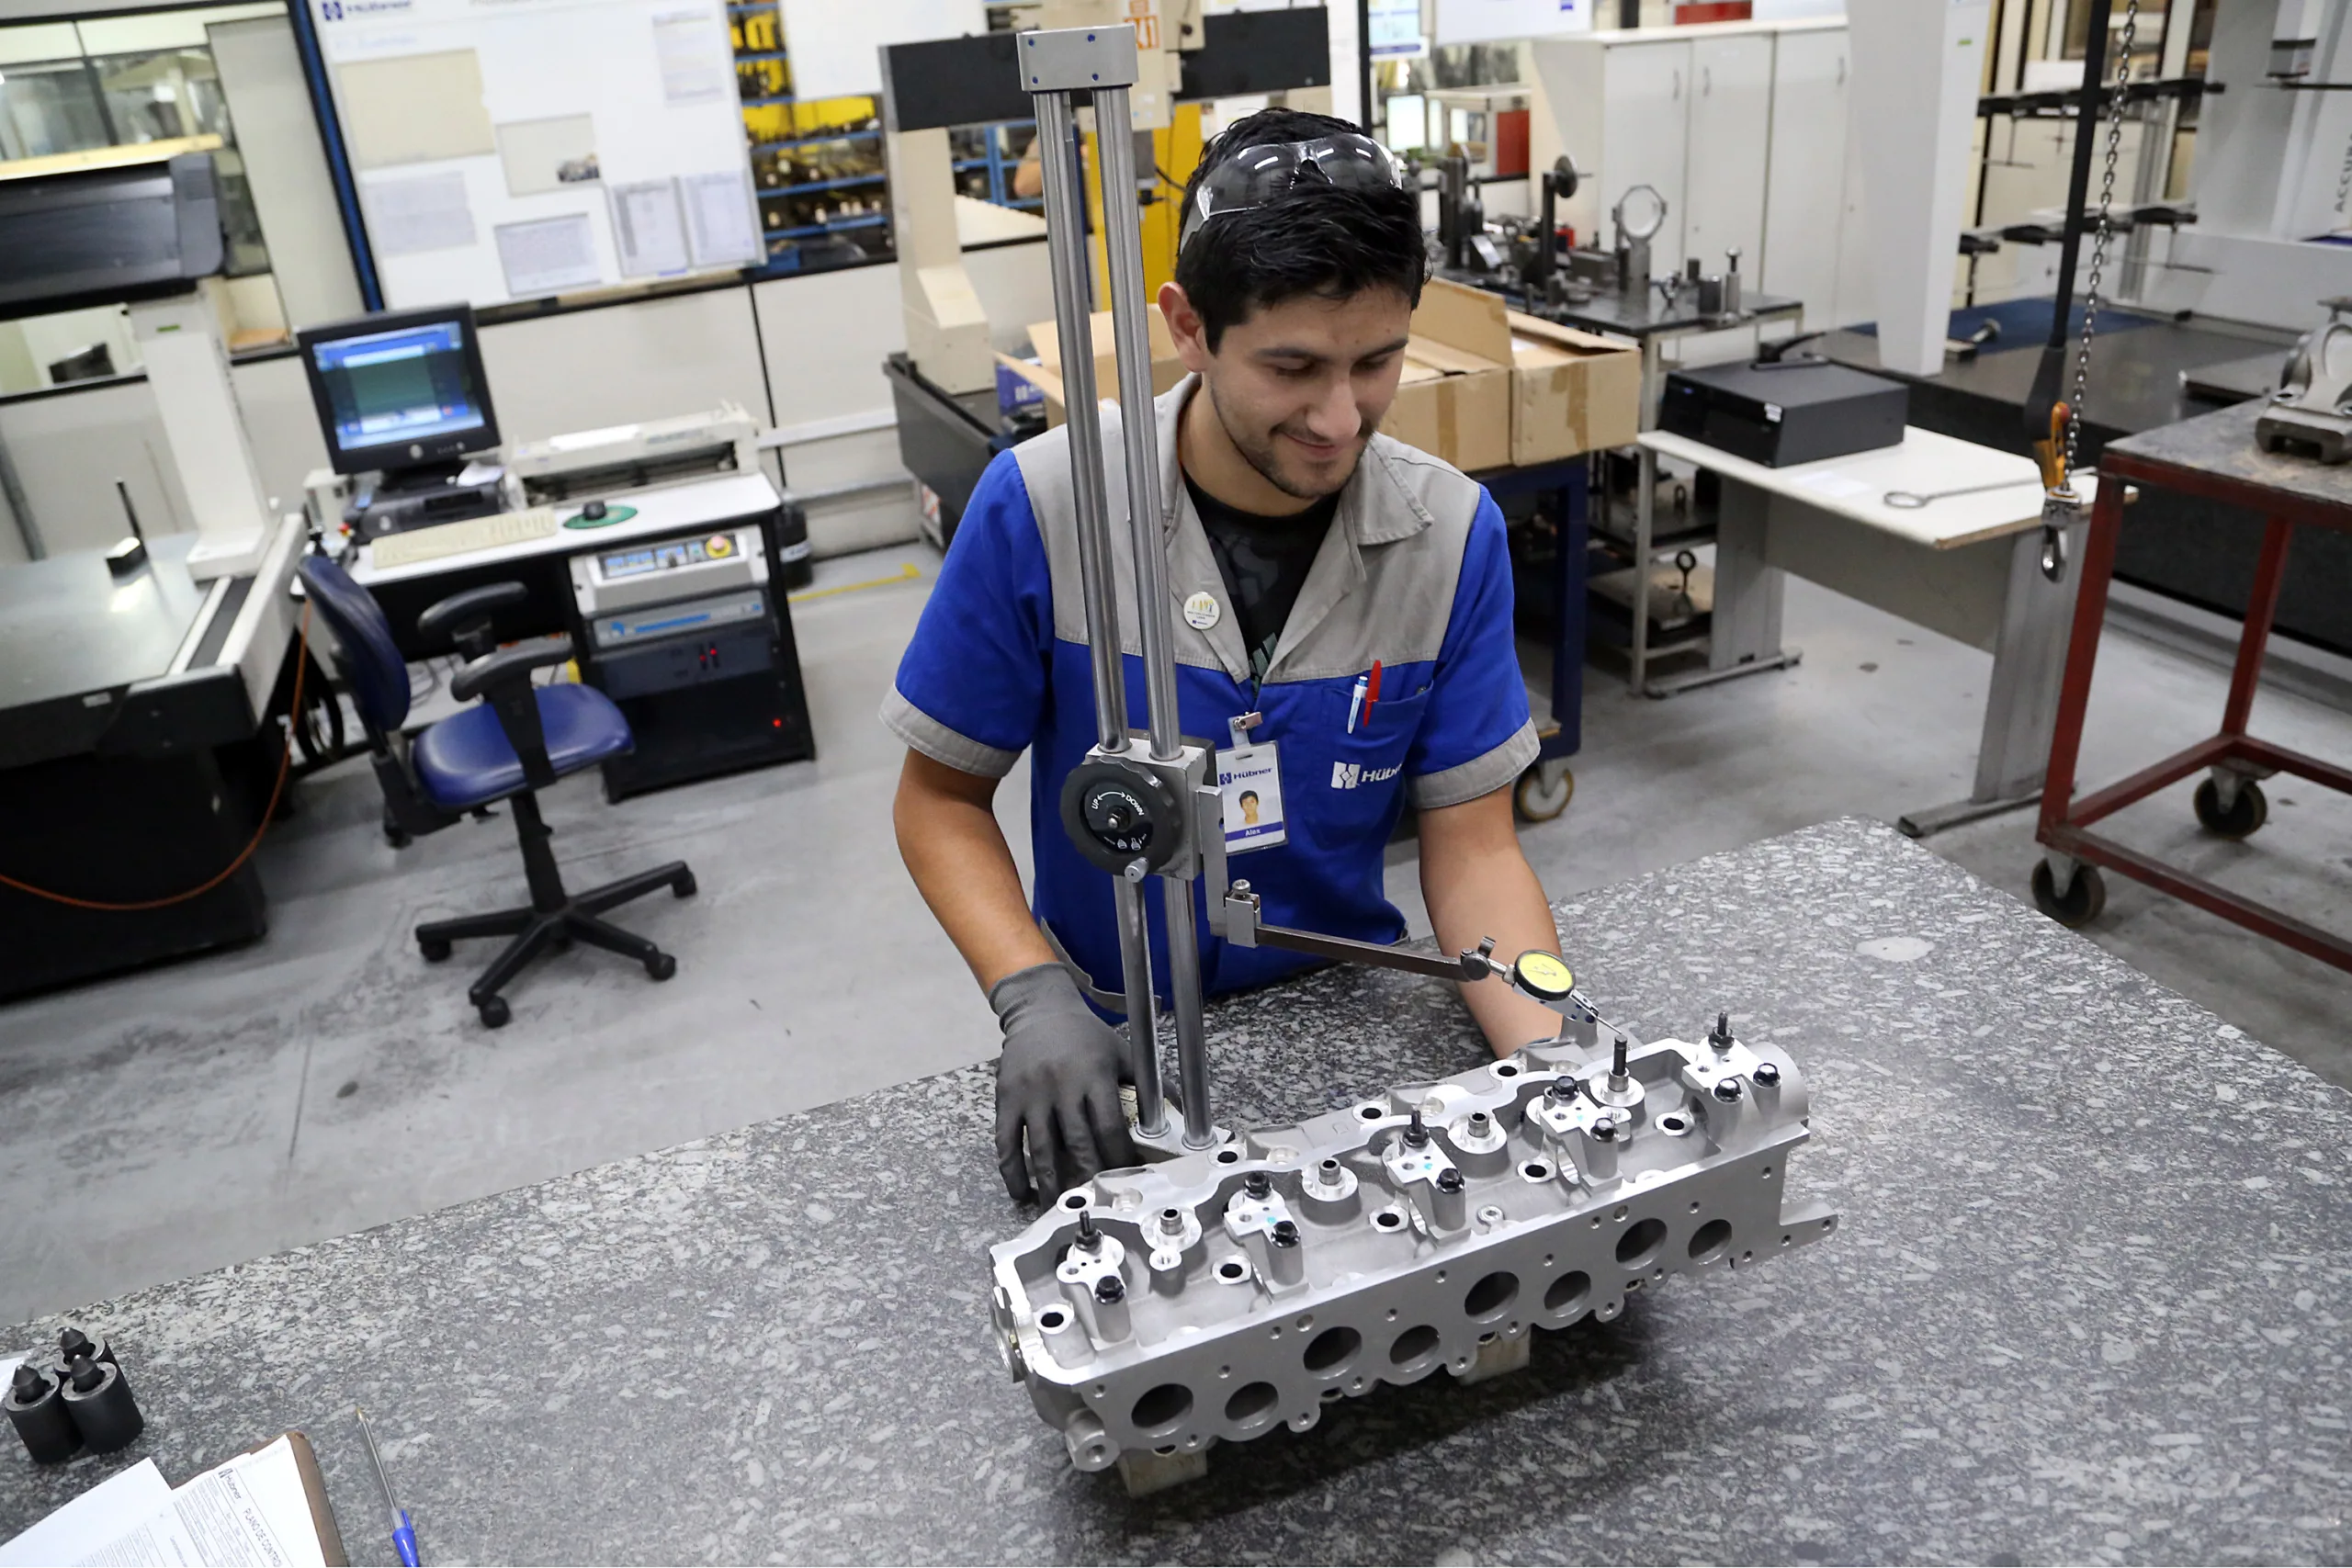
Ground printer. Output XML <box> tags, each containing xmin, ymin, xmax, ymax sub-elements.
<box><xmin>506</xmin><ymin>402</ymin><xmax>762</xmax><ymax>505</ymax></box>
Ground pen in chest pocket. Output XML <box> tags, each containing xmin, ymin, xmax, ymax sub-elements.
<box><xmin>1346</xmin><ymin>660</ymin><xmax>1384</xmax><ymax>735</ymax></box>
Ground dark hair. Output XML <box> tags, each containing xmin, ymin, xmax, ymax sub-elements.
<box><xmin>1238</xmin><ymin>790</ymin><xmax>1259</xmax><ymax>806</ymax></box>
<box><xmin>1174</xmin><ymin>107</ymin><xmax>1426</xmax><ymax>352</ymax></box>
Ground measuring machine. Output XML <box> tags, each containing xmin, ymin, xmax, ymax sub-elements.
<box><xmin>980</xmin><ymin>25</ymin><xmax>1838</xmax><ymax>1498</ymax></box>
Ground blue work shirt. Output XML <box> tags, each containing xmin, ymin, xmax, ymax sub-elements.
<box><xmin>883</xmin><ymin>376</ymin><xmax>1536</xmax><ymax>1004</ymax></box>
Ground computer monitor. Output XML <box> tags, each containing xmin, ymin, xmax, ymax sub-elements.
<box><xmin>297</xmin><ymin>305</ymin><xmax>500</xmax><ymax>479</ymax></box>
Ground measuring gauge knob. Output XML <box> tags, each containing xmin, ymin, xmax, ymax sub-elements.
<box><xmin>1510</xmin><ymin>950</ymin><xmax>1575</xmax><ymax>1003</ymax></box>
<box><xmin>1059</xmin><ymin>756</ymin><xmax>1182</xmax><ymax>874</ymax></box>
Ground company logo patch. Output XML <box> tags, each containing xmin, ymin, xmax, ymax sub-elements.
<box><xmin>1330</xmin><ymin>760</ymin><xmax>1402</xmax><ymax>790</ymax></box>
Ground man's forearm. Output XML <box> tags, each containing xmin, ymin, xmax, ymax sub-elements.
<box><xmin>1419</xmin><ymin>788</ymin><xmax>1567</xmax><ymax>1056</ymax></box>
<box><xmin>893</xmin><ymin>750</ymin><xmax>1056</xmax><ymax>991</ymax></box>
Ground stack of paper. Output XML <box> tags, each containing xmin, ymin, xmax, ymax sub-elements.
<box><xmin>0</xmin><ymin>1436</ymin><xmax>328</xmax><ymax>1568</ymax></box>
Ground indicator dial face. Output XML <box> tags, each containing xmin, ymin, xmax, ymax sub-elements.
<box><xmin>1511</xmin><ymin>950</ymin><xmax>1575</xmax><ymax>1001</ymax></box>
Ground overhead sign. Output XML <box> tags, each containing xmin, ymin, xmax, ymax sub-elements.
<box><xmin>1432</xmin><ymin>0</ymin><xmax>1589</xmax><ymax>47</ymax></box>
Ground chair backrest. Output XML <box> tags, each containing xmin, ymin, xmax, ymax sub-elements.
<box><xmin>296</xmin><ymin>554</ymin><xmax>411</xmax><ymax>736</ymax></box>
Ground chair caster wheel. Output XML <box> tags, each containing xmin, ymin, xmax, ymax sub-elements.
<box><xmin>673</xmin><ymin>872</ymin><xmax>697</xmax><ymax>898</ymax></box>
<box><xmin>477</xmin><ymin>996</ymin><xmax>512</xmax><ymax>1028</ymax></box>
<box><xmin>2193</xmin><ymin>776</ymin><xmax>2267</xmax><ymax>840</ymax></box>
<box><xmin>645</xmin><ymin>952</ymin><xmax>677</xmax><ymax>981</ymax></box>
<box><xmin>2030</xmin><ymin>860</ymin><xmax>2107</xmax><ymax>928</ymax></box>
<box><xmin>1513</xmin><ymin>764</ymin><xmax>1574</xmax><ymax>823</ymax></box>
<box><xmin>420</xmin><ymin>938</ymin><xmax>452</xmax><ymax>962</ymax></box>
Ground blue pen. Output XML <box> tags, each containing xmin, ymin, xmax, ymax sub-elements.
<box><xmin>356</xmin><ymin>1405</ymin><xmax>421</xmax><ymax>1568</ymax></box>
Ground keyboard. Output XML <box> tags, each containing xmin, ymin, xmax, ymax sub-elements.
<box><xmin>368</xmin><ymin>507</ymin><xmax>560</xmax><ymax>570</ymax></box>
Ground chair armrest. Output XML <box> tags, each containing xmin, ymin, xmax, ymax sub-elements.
<box><xmin>419</xmin><ymin>581</ymin><xmax>529</xmax><ymax>658</ymax></box>
<box><xmin>450</xmin><ymin>638</ymin><xmax>575</xmax><ymax>791</ymax></box>
<box><xmin>449</xmin><ymin>638</ymin><xmax>573</xmax><ymax>704</ymax></box>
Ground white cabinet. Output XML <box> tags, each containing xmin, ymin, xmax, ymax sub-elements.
<box><xmin>1597</xmin><ymin>40</ymin><xmax>1691</xmax><ymax>272</ymax></box>
<box><xmin>1529</xmin><ymin>18</ymin><xmax>1862</xmax><ymax>330</ymax></box>
<box><xmin>1760</xmin><ymin>25</ymin><xmax>1850</xmax><ymax>328</ymax></box>
<box><xmin>1685</xmin><ymin>32</ymin><xmax>1773</xmax><ymax>276</ymax></box>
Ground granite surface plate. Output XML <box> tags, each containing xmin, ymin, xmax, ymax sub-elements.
<box><xmin>2</xmin><ymin>819</ymin><xmax>2346</xmax><ymax>1565</ymax></box>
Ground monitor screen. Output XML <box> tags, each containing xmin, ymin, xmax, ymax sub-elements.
<box><xmin>299</xmin><ymin>307</ymin><xmax>498</xmax><ymax>475</ymax></box>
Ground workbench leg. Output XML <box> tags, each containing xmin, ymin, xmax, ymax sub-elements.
<box><xmin>2036</xmin><ymin>479</ymin><xmax>2127</xmax><ymax>848</ymax></box>
<box><xmin>1629</xmin><ymin>444</ymin><xmax>1655</xmax><ymax>694</ymax></box>
<box><xmin>1900</xmin><ymin>516</ymin><xmax>2088</xmax><ymax>838</ymax></box>
<box><xmin>1642</xmin><ymin>479</ymin><xmax>1797</xmax><ymax>699</ymax></box>
<box><xmin>2222</xmin><ymin>518</ymin><xmax>2294</xmax><ymax>738</ymax></box>
<box><xmin>1553</xmin><ymin>468</ymin><xmax>1587</xmax><ymax>752</ymax></box>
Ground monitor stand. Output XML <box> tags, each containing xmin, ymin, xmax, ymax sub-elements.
<box><xmin>346</xmin><ymin>459</ymin><xmax>505</xmax><ymax>539</ymax></box>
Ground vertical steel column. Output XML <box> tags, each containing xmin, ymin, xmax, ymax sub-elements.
<box><xmin>1030</xmin><ymin>67</ymin><xmax>1167</xmax><ymax>1137</ymax></box>
<box><xmin>1090</xmin><ymin>85</ymin><xmax>1215</xmax><ymax>1147</ymax></box>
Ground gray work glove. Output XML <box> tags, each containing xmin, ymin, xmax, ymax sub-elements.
<box><xmin>989</xmin><ymin>962</ymin><xmax>1138</xmax><ymax>1203</ymax></box>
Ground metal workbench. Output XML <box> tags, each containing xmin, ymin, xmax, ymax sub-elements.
<box><xmin>4</xmin><ymin>818</ymin><xmax>2346</xmax><ymax>1563</ymax></box>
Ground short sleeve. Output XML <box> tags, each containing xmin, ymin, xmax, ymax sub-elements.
<box><xmin>880</xmin><ymin>450</ymin><xmax>1053</xmax><ymax>778</ymax></box>
<box><xmin>1404</xmin><ymin>490</ymin><xmax>1538</xmax><ymax>808</ymax></box>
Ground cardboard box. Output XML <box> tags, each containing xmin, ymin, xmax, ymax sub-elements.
<box><xmin>1506</xmin><ymin>310</ymin><xmax>1641</xmax><ymax>465</ymax></box>
<box><xmin>1378</xmin><ymin>277</ymin><xmax>1513</xmax><ymax>472</ymax></box>
<box><xmin>1027</xmin><ymin>305</ymin><xmax>1185</xmax><ymax>426</ymax></box>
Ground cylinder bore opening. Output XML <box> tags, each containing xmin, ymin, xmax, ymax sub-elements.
<box><xmin>1130</xmin><ymin>1382</ymin><xmax>1193</xmax><ymax>1434</ymax></box>
<box><xmin>1388</xmin><ymin>1324</ymin><xmax>1442</xmax><ymax>1367</ymax></box>
<box><xmin>1216</xmin><ymin>1258</ymin><xmax>1249</xmax><ymax>1281</ymax></box>
<box><xmin>1464</xmin><ymin>1270</ymin><xmax>1520</xmax><ymax>1321</ymax></box>
<box><xmin>1689</xmin><ymin>1217</ymin><xmax>1734</xmax><ymax>1263</ymax></box>
<box><xmin>1303</xmin><ymin>1325</ymin><xmax>1363</xmax><ymax>1375</ymax></box>
<box><xmin>1521</xmin><ymin>1161</ymin><xmax>1551</xmax><ymax>1179</ymax></box>
<box><xmin>1544</xmin><ymin>1269</ymin><xmax>1590</xmax><ymax>1314</ymax></box>
<box><xmin>1374</xmin><ymin>1210</ymin><xmax>1403</xmax><ymax>1230</ymax></box>
<box><xmin>1224</xmin><ymin>1381</ymin><xmax>1280</xmax><ymax>1427</ymax></box>
<box><xmin>1038</xmin><ymin>1309</ymin><xmax>1067</xmax><ymax>1330</ymax></box>
<box><xmin>1359</xmin><ymin>1105</ymin><xmax>1384</xmax><ymax>1120</ymax></box>
<box><xmin>1061</xmin><ymin>1192</ymin><xmax>1089</xmax><ymax>1210</ymax></box>
<box><xmin>1616</xmin><ymin>1217</ymin><xmax>1668</xmax><ymax>1269</ymax></box>
<box><xmin>1215</xmin><ymin>1149</ymin><xmax>1240</xmax><ymax>1164</ymax></box>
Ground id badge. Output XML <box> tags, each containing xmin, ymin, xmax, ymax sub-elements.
<box><xmin>1217</xmin><ymin>714</ymin><xmax>1286</xmax><ymax>854</ymax></box>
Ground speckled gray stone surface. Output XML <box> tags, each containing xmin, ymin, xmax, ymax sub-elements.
<box><xmin>4</xmin><ymin>818</ymin><xmax>2346</xmax><ymax>1565</ymax></box>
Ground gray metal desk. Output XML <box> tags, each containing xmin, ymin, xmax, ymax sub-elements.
<box><xmin>4</xmin><ymin>818</ymin><xmax>2346</xmax><ymax>1563</ymax></box>
<box><xmin>1637</xmin><ymin>426</ymin><xmax>2095</xmax><ymax>839</ymax></box>
<box><xmin>0</xmin><ymin>517</ymin><xmax>304</xmax><ymax>996</ymax></box>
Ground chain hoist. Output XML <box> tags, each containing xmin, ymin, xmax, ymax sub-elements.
<box><xmin>2030</xmin><ymin>0</ymin><xmax>2141</xmax><ymax>582</ymax></box>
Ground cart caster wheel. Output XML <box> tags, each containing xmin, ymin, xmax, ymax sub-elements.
<box><xmin>1513</xmin><ymin>765</ymin><xmax>1574</xmax><ymax>823</ymax></box>
<box><xmin>2194</xmin><ymin>777</ymin><xmax>2267</xmax><ymax>840</ymax></box>
<box><xmin>2030</xmin><ymin>860</ymin><xmax>2107</xmax><ymax>928</ymax></box>
<box><xmin>645</xmin><ymin>952</ymin><xmax>677</xmax><ymax>981</ymax></box>
<box><xmin>419</xmin><ymin>938</ymin><xmax>452</xmax><ymax>963</ymax></box>
<box><xmin>673</xmin><ymin>871</ymin><xmax>697</xmax><ymax>898</ymax></box>
<box><xmin>476</xmin><ymin>995</ymin><xmax>511</xmax><ymax>1029</ymax></box>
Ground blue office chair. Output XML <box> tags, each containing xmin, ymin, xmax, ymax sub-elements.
<box><xmin>297</xmin><ymin>555</ymin><xmax>695</xmax><ymax>1028</ymax></box>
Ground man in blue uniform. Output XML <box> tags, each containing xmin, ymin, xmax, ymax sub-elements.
<box><xmin>886</xmin><ymin>108</ymin><xmax>1566</xmax><ymax>1202</ymax></box>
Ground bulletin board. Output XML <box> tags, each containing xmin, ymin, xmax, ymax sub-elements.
<box><xmin>302</xmin><ymin>0</ymin><xmax>763</xmax><ymax>309</ymax></box>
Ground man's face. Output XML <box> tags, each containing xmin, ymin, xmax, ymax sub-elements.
<box><xmin>1164</xmin><ymin>282</ymin><xmax>1413</xmax><ymax>502</ymax></box>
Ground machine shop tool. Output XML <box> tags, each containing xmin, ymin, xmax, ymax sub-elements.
<box><xmin>995</xmin><ymin>26</ymin><xmax>1836</xmax><ymax>1495</ymax></box>
<box><xmin>2256</xmin><ymin>298</ymin><xmax>2352</xmax><ymax>464</ymax></box>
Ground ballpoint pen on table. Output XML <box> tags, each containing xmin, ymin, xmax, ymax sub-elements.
<box><xmin>355</xmin><ymin>1405</ymin><xmax>420</xmax><ymax>1568</ymax></box>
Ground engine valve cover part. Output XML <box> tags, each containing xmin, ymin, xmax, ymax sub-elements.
<box><xmin>989</xmin><ymin>1020</ymin><xmax>1837</xmax><ymax>1477</ymax></box>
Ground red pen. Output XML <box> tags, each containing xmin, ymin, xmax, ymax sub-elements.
<box><xmin>1364</xmin><ymin>660</ymin><xmax>1382</xmax><ymax>719</ymax></box>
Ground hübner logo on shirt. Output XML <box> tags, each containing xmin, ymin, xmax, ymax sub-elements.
<box><xmin>1331</xmin><ymin>761</ymin><xmax>1403</xmax><ymax>789</ymax></box>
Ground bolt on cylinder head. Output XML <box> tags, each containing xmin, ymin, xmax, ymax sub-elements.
<box><xmin>1753</xmin><ymin>1061</ymin><xmax>1781</xmax><ymax>1089</ymax></box>
<box><xmin>1089</xmin><ymin>1271</ymin><xmax>1133</xmax><ymax>1342</ymax></box>
<box><xmin>1267</xmin><ymin>1219</ymin><xmax>1305</xmax><ymax>1286</ymax></box>
<box><xmin>1708</xmin><ymin>1010</ymin><xmax>1735</xmax><ymax>1054</ymax></box>
<box><xmin>1242</xmin><ymin>1170</ymin><xmax>1272</xmax><ymax>1201</ymax></box>
<box><xmin>1430</xmin><ymin>1166</ymin><xmax>1468</xmax><ymax>1231</ymax></box>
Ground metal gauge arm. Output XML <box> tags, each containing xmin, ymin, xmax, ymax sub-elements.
<box><xmin>1213</xmin><ymin>878</ymin><xmax>1582</xmax><ymax>1010</ymax></box>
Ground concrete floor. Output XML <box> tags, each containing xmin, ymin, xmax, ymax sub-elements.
<box><xmin>1</xmin><ymin>546</ymin><xmax>2345</xmax><ymax>1325</ymax></box>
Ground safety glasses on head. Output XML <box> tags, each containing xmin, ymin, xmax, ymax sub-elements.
<box><xmin>1178</xmin><ymin>133</ymin><xmax>1407</xmax><ymax>254</ymax></box>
